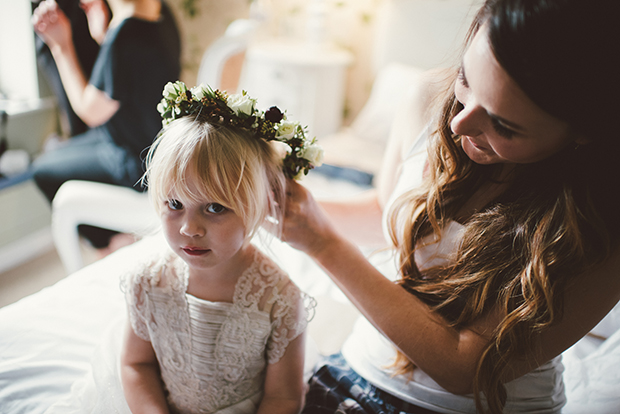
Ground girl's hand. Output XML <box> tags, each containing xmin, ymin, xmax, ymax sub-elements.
<box><xmin>32</xmin><ymin>0</ymin><xmax>72</xmax><ymax>52</ymax></box>
<box><xmin>281</xmin><ymin>179</ymin><xmax>338</xmax><ymax>258</ymax></box>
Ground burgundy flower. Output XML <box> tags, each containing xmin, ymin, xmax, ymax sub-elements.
<box><xmin>265</xmin><ymin>106</ymin><xmax>283</xmax><ymax>123</ymax></box>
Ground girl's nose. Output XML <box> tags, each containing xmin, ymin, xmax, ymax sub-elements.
<box><xmin>451</xmin><ymin>102</ymin><xmax>484</xmax><ymax>137</ymax></box>
<box><xmin>180</xmin><ymin>216</ymin><xmax>205</xmax><ymax>237</ymax></box>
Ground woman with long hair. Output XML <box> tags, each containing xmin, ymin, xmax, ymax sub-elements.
<box><xmin>283</xmin><ymin>0</ymin><xmax>620</xmax><ymax>412</ymax></box>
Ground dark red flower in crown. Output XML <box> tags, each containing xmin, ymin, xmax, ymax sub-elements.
<box><xmin>157</xmin><ymin>81</ymin><xmax>323</xmax><ymax>180</ymax></box>
<box><xmin>265</xmin><ymin>106</ymin><xmax>284</xmax><ymax>123</ymax></box>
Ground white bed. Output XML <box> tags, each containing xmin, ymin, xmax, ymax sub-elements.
<box><xmin>2</xmin><ymin>221</ymin><xmax>620</xmax><ymax>413</ymax></box>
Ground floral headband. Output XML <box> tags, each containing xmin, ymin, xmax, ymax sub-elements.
<box><xmin>157</xmin><ymin>81</ymin><xmax>324</xmax><ymax>180</ymax></box>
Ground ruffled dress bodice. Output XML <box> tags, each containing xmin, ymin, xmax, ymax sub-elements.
<box><xmin>123</xmin><ymin>247</ymin><xmax>313</xmax><ymax>414</ymax></box>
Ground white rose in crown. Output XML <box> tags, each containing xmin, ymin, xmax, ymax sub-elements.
<box><xmin>227</xmin><ymin>93</ymin><xmax>256</xmax><ymax>116</ymax></box>
<box><xmin>276</xmin><ymin>120</ymin><xmax>299</xmax><ymax>140</ymax></box>
<box><xmin>190</xmin><ymin>84</ymin><xmax>209</xmax><ymax>101</ymax></box>
<box><xmin>162</xmin><ymin>82</ymin><xmax>178</xmax><ymax>99</ymax></box>
<box><xmin>300</xmin><ymin>143</ymin><xmax>324</xmax><ymax>167</ymax></box>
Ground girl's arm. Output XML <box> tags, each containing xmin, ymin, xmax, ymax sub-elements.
<box><xmin>120</xmin><ymin>321</ymin><xmax>170</xmax><ymax>414</ymax></box>
<box><xmin>256</xmin><ymin>333</ymin><xmax>306</xmax><ymax>414</ymax></box>
<box><xmin>32</xmin><ymin>0</ymin><xmax>119</xmax><ymax>127</ymax></box>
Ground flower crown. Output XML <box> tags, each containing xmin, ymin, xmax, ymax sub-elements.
<box><xmin>157</xmin><ymin>81</ymin><xmax>324</xmax><ymax>180</ymax></box>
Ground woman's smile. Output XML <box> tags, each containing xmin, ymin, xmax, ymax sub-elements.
<box><xmin>464</xmin><ymin>136</ymin><xmax>489</xmax><ymax>151</ymax></box>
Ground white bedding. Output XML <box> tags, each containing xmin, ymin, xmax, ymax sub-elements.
<box><xmin>1</xmin><ymin>231</ymin><xmax>620</xmax><ymax>413</ymax></box>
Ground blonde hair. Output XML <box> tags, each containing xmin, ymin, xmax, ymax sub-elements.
<box><xmin>144</xmin><ymin>114</ymin><xmax>286</xmax><ymax>240</ymax></box>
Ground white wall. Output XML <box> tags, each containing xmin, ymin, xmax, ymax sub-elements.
<box><xmin>373</xmin><ymin>0</ymin><xmax>484</xmax><ymax>72</ymax></box>
<box><xmin>0</xmin><ymin>0</ymin><xmax>40</xmax><ymax>100</ymax></box>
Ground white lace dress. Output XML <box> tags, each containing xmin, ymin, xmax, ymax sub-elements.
<box><xmin>45</xmin><ymin>247</ymin><xmax>314</xmax><ymax>414</ymax></box>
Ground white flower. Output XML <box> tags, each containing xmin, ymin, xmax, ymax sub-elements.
<box><xmin>227</xmin><ymin>93</ymin><xmax>256</xmax><ymax>116</ymax></box>
<box><xmin>191</xmin><ymin>84</ymin><xmax>209</xmax><ymax>101</ymax></box>
<box><xmin>300</xmin><ymin>143</ymin><xmax>324</xmax><ymax>167</ymax></box>
<box><xmin>276</xmin><ymin>120</ymin><xmax>299</xmax><ymax>140</ymax></box>
<box><xmin>163</xmin><ymin>82</ymin><xmax>178</xmax><ymax>99</ymax></box>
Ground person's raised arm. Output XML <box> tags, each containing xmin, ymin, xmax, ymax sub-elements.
<box><xmin>120</xmin><ymin>321</ymin><xmax>170</xmax><ymax>414</ymax></box>
<box><xmin>283</xmin><ymin>176</ymin><xmax>620</xmax><ymax>393</ymax></box>
<box><xmin>282</xmin><ymin>180</ymin><xmax>491</xmax><ymax>394</ymax></box>
<box><xmin>32</xmin><ymin>0</ymin><xmax>119</xmax><ymax>127</ymax></box>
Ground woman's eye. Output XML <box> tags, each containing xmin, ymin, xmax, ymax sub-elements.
<box><xmin>457</xmin><ymin>67</ymin><xmax>469</xmax><ymax>88</ymax></box>
<box><xmin>490</xmin><ymin>117</ymin><xmax>517</xmax><ymax>139</ymax></box>
<box><xmin>167</xmin><ymin>199</ymin><xmax>183</xmax><ymax>210</ymax></box>
<box><xmin>206</xmin><ymin>203</ymin><xmax>226</xmax><ymax>214</ymax></box>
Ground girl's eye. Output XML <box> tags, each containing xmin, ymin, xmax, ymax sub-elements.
<box><xmin>206</xmin><ymin>203</ymin><xmax>226</xmax><ymax>214</ymax></box>
<box><xmin>490</xmin><ymin>117</ymin><xmax>517</xmax><ymax>139</ymax></box>
<box><xmin>167</xmin><ymin>199</ymin><xmax>183</xmax><ymax>210</ymax></box>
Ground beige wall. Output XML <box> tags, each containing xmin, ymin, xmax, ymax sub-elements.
<box><xmin>166</xmin><ymin>0</ymin><xmax>481</xmax><ymax>125</ymax></box>
<box><xmin>166</xmin><ymin>0</ymin><xmax>380</xmax><ymax>125</ymax></box>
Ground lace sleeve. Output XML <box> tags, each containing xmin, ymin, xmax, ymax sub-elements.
<box><xmin>120</xmin><ymin>261</ymin><xmax>161</xmax><ymax>342</ymax></box>
<box><xmin>266</xmin><ymin>281</ymin><xmax>316</xmax><ymax>364</ymax></box>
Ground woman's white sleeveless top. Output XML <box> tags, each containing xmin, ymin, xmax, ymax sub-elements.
<box><xmin>341</xmin><ymin>128</ymin><xmax>566</xmax><ymax>413</ymax></box>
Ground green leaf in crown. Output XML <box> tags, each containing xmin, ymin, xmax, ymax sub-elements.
<box><xmin>157</xmin><ymin>81</ymin><xmax>324</xmax><ymax>180</ymax></box>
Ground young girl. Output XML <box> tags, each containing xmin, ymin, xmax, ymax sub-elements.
<box><xmin>46</xmin><ymin>82</ymin><xmax>319</xmax><ymax>414</ymax></box>
<box><xmin>120</xmin><ymin>82</ymin><xmax>319</xmax><ymax>414</ymax></box>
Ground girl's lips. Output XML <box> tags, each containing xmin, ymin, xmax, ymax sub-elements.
<box><xmin>182</xmin><ymin>247</ymin><xmax>210</xmax><ymax>256</ymax></box>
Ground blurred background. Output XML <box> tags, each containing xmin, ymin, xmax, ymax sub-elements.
<box><xmin>0</xmin><ymin>0</ymin><xmax>482</xmax><ymax>305</ymax></box>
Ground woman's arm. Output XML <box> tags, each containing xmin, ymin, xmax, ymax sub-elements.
<box><xmin>32</xmin><ymin>0</ymin><xmax>119</xmax><ymax>127</ymax></box>
<box><xmin>282</xmin><ymin>183</ymin><xmax>490</xmax><ymax>394</ymax></box>
<box><xmin>283</xmin><ymin>177</ymin><xmax>620</xmax><ymax>394</ymax></box>
<box><xmin>256</xmin><ymin>333</ymin><xmax>306</xmax><ymax>414</ymax></box>
<box><xmin>120</xmin><ymin>321</ymin><xmax>170</xmax><ymax>414</ymax></box>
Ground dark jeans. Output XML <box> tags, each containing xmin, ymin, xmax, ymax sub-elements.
<box><xmin>32</xmin><ymin>129</ymin><xmax>144</xmax><ymax>248</ymax></box>
<box><xmin>303</xmin><ymin>354</ymin><xmax>442</xmax><ymax>414</ymax></box>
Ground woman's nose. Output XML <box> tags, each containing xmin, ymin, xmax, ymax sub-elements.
<box><xmin>451</xmin><ymin>102</ymin><xmax>484</xmax><ymax>137</ymax></box>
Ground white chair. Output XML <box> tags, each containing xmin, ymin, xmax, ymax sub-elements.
<box><xmin>51</xmin><ymin>20</ymin><xmax>258</xmax><ymax>274</ymax></box>
<box><xmin>51</xmin><ymin>181</ymin><xmax>158</xmax><ymax>274</ymax></box>
<box><xmin>196</xmin><ymin>19</ymin><xmax>258</xmax><ymax>91</ymax></box>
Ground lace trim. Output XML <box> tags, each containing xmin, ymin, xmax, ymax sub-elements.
<box><xmin>234</xmin><ymin>249</ymin><xmax>316</xmax><ymax>364</ymax></box>
<box><xmin>121</xmin><ymin>246</ymin><xmax>316</xmax><ymax>412</ymax></box>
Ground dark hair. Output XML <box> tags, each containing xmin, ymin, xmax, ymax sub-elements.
<box><xmin>484</xmin><ymin>0</ymin><xmax>619</xmax><ymax>142</ymax></box>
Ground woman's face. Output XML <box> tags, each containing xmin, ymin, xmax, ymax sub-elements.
<box><xmin>452</xmin><ymin>26</ymin><xmax>579</xmax><ymax>165</ymax></box>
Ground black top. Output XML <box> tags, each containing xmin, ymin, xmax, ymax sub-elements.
<box><xmin>90</xmin><ymin>1</ymin><xmax>181</xmax><ymax>160</ymax></box>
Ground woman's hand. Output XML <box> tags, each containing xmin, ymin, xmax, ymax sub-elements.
<box><xmin>80</xmin><ymin>0</ymin><xmax>111</xmax><ymax>45</ymax></box>
<box><xmin>32</xmin><ymin>0</ymin><xmax>72</xmax><ymax>53</ymax></box>
<box><xmin>281</xmin><ymin>179</ymin><xmax>339</xmax><ymax>258</ymax></box>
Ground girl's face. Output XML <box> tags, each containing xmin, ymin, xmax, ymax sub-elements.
<box><xmin>160</xmin><ymin>174</ymin><xmax>252</xmax><ymax>278</ymax></box>
<box><xmin>452</xmin><ymin>26</ymin><xmax>579</xmax><ymax>165</ymax></box>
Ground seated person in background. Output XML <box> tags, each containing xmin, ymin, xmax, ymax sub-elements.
<box><xmin>31</xmin><ymin>0</ymin><xmax>181</xmax><ymax>250</ymax></box>
<box><xmin>32</xmin><ymin>0</ymin><xmax>110</xmax><ymax>138</ymax></box>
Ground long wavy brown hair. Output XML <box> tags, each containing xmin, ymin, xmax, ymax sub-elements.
<box><xmin>387</xmin><ymin>0</ymin><xmax>620</xmax><ymax>412</ymax></box>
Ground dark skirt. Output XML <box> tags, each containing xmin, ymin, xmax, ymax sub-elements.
<box><xmin>302</xmin><ymin>353</ymin><xmax>443</xmax><ymax>414</ymax></box>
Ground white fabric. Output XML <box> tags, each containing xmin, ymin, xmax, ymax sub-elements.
<box><xmin>342</xmin><ymin>127</ymin><xmax>566</xmax><ymax>413</ymax></box>
<box><xmin>44</xmin><ymin>244</ymin><xmax>313</xmax><ymax>414</ymax></box>
<box><xmin>0</xmin><ymin>233</ymin><xmax>323</xmax><ymax>414</ymax></box>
